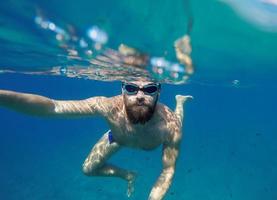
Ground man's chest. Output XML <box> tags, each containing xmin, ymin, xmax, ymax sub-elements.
<box><xmin>108</xmin><ymin>118</ymin><xmax>168</xmax><ymax>150</ymax></box>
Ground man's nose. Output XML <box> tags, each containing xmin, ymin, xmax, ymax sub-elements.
<box><xmin>136</xmin><ymin>91</ymin><xmax>145</xmax><ymax>101</ymax></box>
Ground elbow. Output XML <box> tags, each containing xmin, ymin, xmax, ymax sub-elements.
<box><xmin>164</xmin><ymin>166</ymin><xmax>175</xmax><ymax>175</ymax></box>
<box><xmin>27</xmin><ymin>99</ymin><xmax>56</xmax><ymax>117</ymax></box>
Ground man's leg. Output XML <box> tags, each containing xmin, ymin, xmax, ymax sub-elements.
<box><xmin>82</xmin><ymin>130</ymin><xmax>136</xmax><ymax>196</ymax></box>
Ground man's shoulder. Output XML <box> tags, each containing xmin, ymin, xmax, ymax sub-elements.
<box><xmin>106</xmin><ymin>95</ymin><xmax>122</xmax><ymax>106</ymax></box>
<box><xmin>87</xmin><ymin>95</ymin><xmax>122</xmax><ymax>104</ymax></box>
<box><xmin>156</xmin><ymin>103</ymin><xmax>174</xmax><ymax>115</ymax></box>
<box><xmin>156</xmin><ymin>103</ymin><xmax>181</xmax><ymax>128</ymax></box>
<box><xmin>85</xmin><ymin>95</ymin><xmax>122</xmax><ymax>116</ymax></box>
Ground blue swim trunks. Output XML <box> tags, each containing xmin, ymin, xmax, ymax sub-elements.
<box><xmin>108</xmin><ymin>130</ymin><xmax>115</xmax><ymax>144</ymax></box>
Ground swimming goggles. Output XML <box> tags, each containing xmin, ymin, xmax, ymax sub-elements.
<box><xmin>122</xmin><ymin>82</ymin><xmax>161</xmax><ymax>95</ymax></box>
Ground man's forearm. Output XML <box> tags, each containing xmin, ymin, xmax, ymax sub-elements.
<box><xmin>0</xmin><ymin>89</ymin><xmax>55</xmax><ymax>116</ymax></box>
<box><xmin>148</xmin><ymin>169</ymin><xmax>175</xmax><ymax>200</ymax></box>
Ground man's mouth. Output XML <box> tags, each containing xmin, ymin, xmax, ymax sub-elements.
<box><xmin>136</xmin><ymin>102</ymin><xmax>145</xmax><ymax>106</ymax></box>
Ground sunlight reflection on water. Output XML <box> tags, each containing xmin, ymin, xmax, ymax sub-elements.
<box><xmin>221</xmin><ymin>0</ymin><xmax>277</xmax><ymax>32</ymax></box>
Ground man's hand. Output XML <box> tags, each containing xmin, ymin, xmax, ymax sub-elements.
<box><xmin>0</xmin><ymin>89</ymin><xmax>55</xmax><ymax>116</ymax></box>
<box><xmin>148</xmin><ymin>129</ymin><xmax>181</xmax><ymax>200</ymax></box>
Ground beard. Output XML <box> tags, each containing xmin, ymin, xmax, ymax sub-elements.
<box><xmin>124</xmin><ymin>98</ymin><xmax>157</xmax><ymax>125</ymax></box>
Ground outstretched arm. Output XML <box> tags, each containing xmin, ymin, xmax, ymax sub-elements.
<box><xmin>0</xmin><ymin>89</ymin><xmax>111</xmax><ymax>117</ymax></box>
<box><xmin>148</xmin><ymin>130</ymin><xmax>181</xmax><ymax>200</ymax></box>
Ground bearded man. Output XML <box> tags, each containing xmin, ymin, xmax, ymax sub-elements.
<box><xmin>0</xmin><ymin>81</ymin><xmax>192</xmax><ymax>200</ymax></box>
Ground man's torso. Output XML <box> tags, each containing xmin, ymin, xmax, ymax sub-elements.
<box><xmin>102</xmin><ymin>96</ymin><xmax>181</xmax><ymax>150</ymax></box>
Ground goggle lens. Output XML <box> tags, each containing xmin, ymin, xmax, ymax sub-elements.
<box><xmin>125</xmin><ymin>84</ymin><xmax>139</xmax><ymax>93</ymax></box>
<box><xmin>143</xmin><ymin>85</ymin><xmax>158</xmax><ymax>94</ymax></box>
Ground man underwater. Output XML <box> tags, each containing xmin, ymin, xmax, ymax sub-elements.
<box><xmin>0</xmin><ymin>80</ymin><xmax>192</xmax><ymax>200</ymax></box>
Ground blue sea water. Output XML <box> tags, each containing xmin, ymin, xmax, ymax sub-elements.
<box><xmin>1</xmin><ymin>0</ymin><xmax>277</xmax><ymax>200</ymax></box>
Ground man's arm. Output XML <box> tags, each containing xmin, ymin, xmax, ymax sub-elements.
<box><xmin>0</xmin><ymin>89</ymin><xmax>111</xmax><ymax>117</ymax></box>
<box><xmin>148</xmin><ymin>130</ymin><xmax>181</xmax><ymax>200</ymax></box>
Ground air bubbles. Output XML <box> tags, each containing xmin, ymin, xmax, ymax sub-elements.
<box><xmin>35</xmin><ymin>15</ymin><xmax>70</xmax><ymax>42</ymax></box>
<box><xmin>55</xmin><ymin>33</ymin><xmax>63</xmax><ymax>41</ymax></box>
<box><xmin>48</xmin><ymin>22</ymin><xmax>56</xmax><ymax>31</ymax></box>
<box><xmin>85</xmin><ymin>50</ymin><xmax>93</xmax><ymax>56</ymax></box>
<box><xmin>33</xmin><ymin>14</ymin><xmax>192</xmax><ymax>84</ymax></box>
<box><xmin>79</xmin><ymin>38</ymin><xmax>88</xmax><ymax>48</ymax></box>
<box><xmin>170</xmin><ymin>63</ymin><xmax>185</xmax><ymax>73</ymax></box>
<box><xmin>170</xmin><ymin>63</ymin><xmax>185</xmax><ymax>79</ymax></box>
<box><xmin>67</xmin><ymin>49</ymin><xmax>78</xmax><ymax>56</ymax></box>
<box><xmin>35</xmin><ymin>16</ymin><xmax>54</xmax><ymax>30</ymax></box>
<box><xmin>150</xmin><ymin>57</ymin><xmax>169</xmax><ymax>67</ymax></box>
<box><xmin>34</xmin><ymin>16</ymin><xmax>42</xmax><ymax>25</ymax></box>
<box><xmin>150</xmin><ymin>57</ymin><xmax>187</xmax><ymax>81</ymax></box>
<box><xmin>150</xmin><ymin>57</ymin><xmax>169</xmax><ymax>74</ymax></box>
<box><xmin>59</xmin><ymin>66</ymin><xmax>67</xmax><ymax>75</ymax></box>
<box><xmin>87</xmin><ymin>26</ymin><xmax>108</xmax><ymax>45</ymax></box>
<box><xmin>232</xmin><ymin>79</ymin><xmax>240</xmax><ymax>87</ymax></box>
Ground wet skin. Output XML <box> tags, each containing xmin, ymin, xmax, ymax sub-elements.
<box><xmin>0</xmin><ymin>81</ymin><xmax>192</xmax><ymax>200</ymax></box>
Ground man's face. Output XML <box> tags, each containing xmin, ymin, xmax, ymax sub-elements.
<box><xmin>122</xmin><ymin>81</ymin><xmax>160</xmax><ymax>124</ymax></box>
